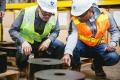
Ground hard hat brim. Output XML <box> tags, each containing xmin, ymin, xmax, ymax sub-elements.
<box><xmin>71</xmin><ymin>0</ymin><xmax>94</xmax><ymax>16</ymax></box>
<box><xmin>37</xmin><ymin>2</ymin><xmax>57</xmax><ymax>14</ymax></box>
<box><xmin>40</xmin><ymin>6</ymin><xmax>57</xmax><ymax>14</ymax></box>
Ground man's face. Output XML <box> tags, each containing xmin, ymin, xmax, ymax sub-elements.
<box><xmin>78</xmin><ymin>8</ymin><xmax>93</xmax><ymax>22</ymax></box>
<box><xmin>39</xmin><ymin>6</ymin><xmax>54</xmax><ymax>21</ymax></box>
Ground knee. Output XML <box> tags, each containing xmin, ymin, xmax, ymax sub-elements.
<box><xmin>104</xmin><ymin>52</ymin><xmax>119</xmax><ymax>66</ymax></box>
<box><xmin>56</xmin><ymin>40</ymin><xmax>65</xmax><ymax>49</ymax></box>
<box><xmin>50</xmin><ymin>40</ymin><xmax>65</xmax><ymax>59</ymax></box>
<box><xmin>54</xmin><ymin>40</ymin><xmax>65</xmax><ymax>53</ymax></box>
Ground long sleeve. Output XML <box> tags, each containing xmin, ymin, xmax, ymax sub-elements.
<box><xmin>48</xmin><ymin>19</ymin><xmax>60</xmax><ymax>42</ymax></box>
<box><xmin>9</xmin><ymin>10</ymin><xmax>25</xmax><ymax>44</ymax></box>
<box><xmin>64</xmin><ymin>22</ymin><xmax>78</xmax><ymax>56</ymax></box>
<box><xmin>108</xmin><ymin>13</ymin><xmax>120</xmax><ymax>46</ymax></box>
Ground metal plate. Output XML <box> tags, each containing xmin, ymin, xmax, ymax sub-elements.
<box><xmin>28</xmin><ymin>58</ymin><xmax>63</xmax><ymax>80</ymax></box>
<box><xmin>28</xmin><ymin>58</ymin><xmax>63</xmax><ymax>65</ymax></box>
<box><xmin>34</xmin><ymin>69</ymin><xmax>85</xmax><ymax>80</ymax></box>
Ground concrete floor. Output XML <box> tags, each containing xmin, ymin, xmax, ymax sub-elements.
<box><xmin>80</xmin><ymin>46</ymin><xmax>120</xmax><ymax>80</ymax></box>
<box><xmin>81</xmin><ymin>61</ymin><xmax>120</xmax><ymax>80</ymax></box>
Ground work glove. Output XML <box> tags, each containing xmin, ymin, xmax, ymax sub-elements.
<box><xmin>0</xmin><ymin>11</ymin><xmax>5</xmax><ymax>17</ymax></box>
<box><xmin>21</xmin><ymin>41</ymin><xmax>32</xmax><ymax>56</ymax></box>
<box><xmin>38</xmin><ymin>39</ymin><xmax>51</xmax><ymax>51</ymax></box>
<box><xmin>62</xmin><ymin>54</ymin><xmax>71</xmax><ymax>67</ymax></box>
<box><xmin>104</xmin><ymin>42</ymin><xmax>116</xmax><ymax>52</ymax></box>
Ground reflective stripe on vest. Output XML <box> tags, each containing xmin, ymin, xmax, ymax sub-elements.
<box><xmin>79</xmin><ymin>33</ymin><xmax>108</xmax><ymax>44</ymax></box>
<box><xmin>20</xmin><ymin>6</ymin><xmax>57</xmax><ymax>44</ymax></box>
<box><xmin>72</xmin><ymin>9</ymin><xmax>110</xmax><ymax>46</ymax></box>
<box><xmin>79</xmin><ymin>35</ymin><xmax>99</xmax><ymax>43</ymax></box>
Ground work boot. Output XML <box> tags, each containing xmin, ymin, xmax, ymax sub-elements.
<box><xmin>71</xmin><ymin>65</ymin><xmax>81</xmax><ymax>72</ymax></box>
<box><xmin>91</xmin><ymin>63</ymin><xmax>106</xmax><ymax>79</ymax></box>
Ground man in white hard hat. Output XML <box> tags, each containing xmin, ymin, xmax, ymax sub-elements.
<box><xmin>9</xmin><ymin>0</ymin><xmax>64</xmax><ymax>77</ymax></box>
<box><xmin>62</xmin><ymin>0</ymin><xmax>120</xmax><ymax>79</ymax></box>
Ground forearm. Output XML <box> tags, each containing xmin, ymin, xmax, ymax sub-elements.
<box><xmin>109</xmin><ymin>31</ymin><xmax>120</xmax><ymax>46</ymax></box>
<box><xmin>9</xmin><ymin>29</ymin><xmax>25</xmax><ymax>44</ymax></box>
<box><xmin>48</xmin><ymin>30</ymin><xmax>59</xmax><ymax>42</ymax></box>
<box><xmin>48</xmin><ymin>19</ymin><xmax>60</xmax><ymax>42</ymax></box>
<box><xmin>65</xmin><ymin>31</ymin><xmax>78</xmax><ymax>56</ymax></box>
<box><xmin>108</xmin><ymin>13</ymin><xmax>120</xmax><ymax>46</ymax></box>
<box><xmin>64</xmin><ymin>23</ymin><xmax>78</xmax><ymax>56</ymax></box>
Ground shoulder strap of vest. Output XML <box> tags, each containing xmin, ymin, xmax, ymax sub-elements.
<box><xmin>71</xmin><ymin>16</ymin><xmax>81</xmax><ymax>25</ymax></box>
<box><xmin>48</xmin><ymin>13</ymin><xmax>57</xmax><ymax>25</ymax></box>
<box><xmin>100</xmin><ymin>8</ymin><xmax>108</xmax><ymax>14</ymax></box>
<box><xmin>48</xmin><ymin>13</ymin><xmax>57</xmax><ymax>27</ymax></box>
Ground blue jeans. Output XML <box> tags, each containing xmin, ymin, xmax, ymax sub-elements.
<box><xmin>71</xmin><ymin>40</ymin><xmax>119</xmax><ymax>67</ymax></box>
<box><xmin>16</xmin><ymin>39</ymin><xmax>65</xmax><ymax>70</ymax></box>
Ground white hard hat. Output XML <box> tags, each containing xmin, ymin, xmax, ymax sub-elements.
<box><xmin>37</xmin><ymin>0</ymin><xmax>57</xmax><ymax>14</ymax></box>
<box><xmin>71</xmin><ymin>0</ymin><xmax>95</xmax><ymax>16</ymax></box>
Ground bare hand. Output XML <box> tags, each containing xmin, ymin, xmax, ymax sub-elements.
<box><xmin>22</xmin><ymin>41</ymin><xmax>32</xmax><ymax>56</ymax></box>
<box><xmin>104</xmin><ymin>44</ymin><xmax>116</xmax><ymax>52</ymax></box>
<box><xmin>38</xmin><ymin>39</ymin><xmax>51</xmax><ymax>51</ymax></box>
<box><xmin>62</xmin><ymin>54</ymin><xmax>71</xmax><ymax>67</ymax></box>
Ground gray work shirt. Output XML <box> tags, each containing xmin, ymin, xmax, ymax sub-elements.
<box><xmin>0</xmin><ymin>0</ymin><xmax>6</xmax><ymax>11</ymax></box>
<box><xmin>9</xmin><ymin>7</ymin><xmax>60</xmax><ymax>45</ymax></box>
<box><xmin>65</xmin><ymin>5</ymin><xmax>120</xmax><ymax>56</ymax></box>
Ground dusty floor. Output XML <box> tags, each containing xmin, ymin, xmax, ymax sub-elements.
<box><xmin>81</xmin><ymin>60</ymin><xmax>120</xmax><ymax>80</ymax></box>
<box><xmin>80</xmin><ymin>46</ymin><xmax>120</xmax><ymax>80</ymax></box>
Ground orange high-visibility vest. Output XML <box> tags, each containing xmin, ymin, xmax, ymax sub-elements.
<box><xmin>72</xmin><ymin>10</ymin><xmax>110</xmax><ymax>46</ymax></box>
